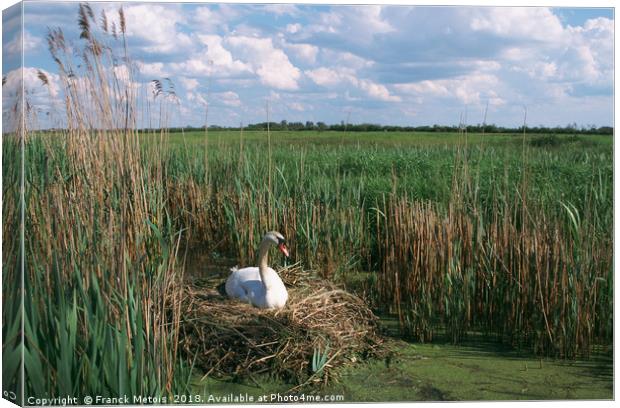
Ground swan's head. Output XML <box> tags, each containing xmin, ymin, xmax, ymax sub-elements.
<box><xmin>264</xmin><ymin>231</ymin><xmax>289</xmax><ymax>257</ymax></box>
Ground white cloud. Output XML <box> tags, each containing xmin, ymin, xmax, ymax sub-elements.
<box><xmin>354</xmin><ymin>5</ymin><xmax>394</xmax><ymax>34</ymax></box>
<box><xmin>470</xmin><ymin>7</ymin><xmax>564</xmax><ymax>42</ymax></box>
<box><xmin>113</xmin><ymin>65</ymin><xmax>140</xmax><ymax>90</ymax></box>
<box><xmin>4</xmin><ymin>30</ymin><xmax>42</xmax><ymax>55</ymax></box>
<box><xmin>3</xmin><ymin>67</ymin><xmax>63</xmax><ymax>130</ymax></box>
<box><xmin>196</xmin><ymin>34</ymin><xmax>253</xmax><ymax>77</ymax></box>
<box><xmin>187</xmin><ymin>91</ymin><xmax>207</xmax><ymax>106</ymax></box>
<box><xmin>305</xmin><ymin>67</ymin><xmax>351</xmax><ymax>87</ymax></box>
<box><xmin>284</xmin><ymin>43</ymin><xmax>318</xmax><ymax>64</ymax></box>
<box><xmin>120</xmin><ymin>4</ymin><xmax>193</xmax><ymax>54</ymax></box>
<box><xmin>395</xmin><ymin>73</ymin><xmax>502</xmax><ymax>106</ymax></box>
<box><xmin>289</xmin><ymin>102</ymin><xmax>305</xmax><ymax>111</ymax></box>
<box><xmin>495</xmin><ymin>13</ymin><xmax>612</xmax><ymax>97</ymax></box>
<box><xmin>214</xmin><ymin>91</ymin><xmax>241</xmax><ymax>107</ymax></box>
<box><xmin>306</xmin><ymin>67</ymin><xmax>400</xmax><ymax>102</ymax></box>
<box><xmin>358</xmin><ymin>80</ymin><xmax>401</xmax><ymax>102</ymax></box>
<box><xmin>226</xmin><ymin>36</ymin><xmax>301</xmax><ymax>90</ymax></box>
<box><xmin>306</xmin><ymin>5</ymin><xmax>394</xmax><ymax>42</ymax></box>
<box><xmin>286</xmin><ymin>23</ymin><xmax>301</xmax><ymax>34</ymax></box>
<box><xmin>3</xmin><ymin>67</ymin><xmax>60</xmax><ymax>101</ymax></box>
<box><xmin>262</xmin><ymin>4</ymin><xmax>299</xmax><ymax>16</ymax></box>
<box><xmin>138</xmin><ymin>62</ymin><xmax>168</xmax><ymax>78</ymax></box>
<box><xmin>18</xmin><ymin>4</ymin><xmax>612</xmax><ymax>127</ymax></box>
<box><xmin>563</xmin><ymin>17</ymin><xmax>613</xmax><ymax>86</ymax></box>
<box><xmin>180</xmin><ymin>77</ymin><xmax>200</xmax><ymax>91</ymax></box>
<box><xmin>192</xmin><ymin>6</ymin><xmax>229</xmax><ymax>33</ymax></box>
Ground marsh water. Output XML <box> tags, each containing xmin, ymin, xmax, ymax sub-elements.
<box><xmin>184</xmin><ymin>251</ymin><xmax>613</xmax><ymax>402</ymax></box>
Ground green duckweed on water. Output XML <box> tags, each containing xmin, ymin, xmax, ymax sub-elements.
<box><xmin>329</xmin><ymin>340</ymin><xmax>612</xmax><ymax>402</ymax></box>
<box><xmin>192</xmin><ymin>331</ymin><xmax>612</xmax><ymax>402</ymax></box>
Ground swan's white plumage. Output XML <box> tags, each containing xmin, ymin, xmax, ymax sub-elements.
<box><xmin>224</xmin><ymin>231</ymin><xmax>289</xmax><ymax>309</ymax></box>
<box><xmin>225</xmin><ymin>266</ymin><xmax>288</xmax><ymax>309</ymax></box>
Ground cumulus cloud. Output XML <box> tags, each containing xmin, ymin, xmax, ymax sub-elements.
<box><xmin>306</xmin><ymin>67</ymin><xmax>400</xmax><ymax>102</ymax></box>
<box><xmin>213</xmin><ymin>91</ymin><xmax>241</xmax><ymax>107</ymax></box>
<box><xmin>226</xmin><ymin>35</ymin><xmax>301</xmax><ymax>90</ymax></box>
<box><xmin>3</xmin><ymin>67</ymin><xmax>63</xmax><ymax>130</ymax></box>
<box><xmin>120</xmin><ymin>4</ymin><xmax>193</xmax><ymax>55</ymax></box>
<box><xmin>286</xmin><ymin>23</ymin><xmax>301</xmax><ymax>34</ymax></box>
<box><xmin>395</xmin><ymin>73</ymin><xmax>504</xmax><ymax>106</ymax></box>
<box><xmin>180</xmin><ymin>77</ymin><xmax>200</xmax><ymax>91</ymax></box>
<box><xmin>139</xmin><ymin>62</ymin><xmax>168</xmax><ymax>78</ymax></box>
<box><xmin>192</xmin><ymin>6</ymin><xmax>230</xmax><ymax>33</ymax></box>
<box><xmin>469</xmin><ymin>7</ymin><xmax>565</xmax><ymax>42</ymax></box>
<box><xmin>284</xmin><ymin>42</ymin><xmax>319</xmax><ymax>64</ymax></box>
<box><xmin>4</xmin><ymin>30</ymin><xmax>42</xmax><ymax>55</ymax></box>
<box><xmin>261</xmin><ymin>4</ymin><xmax>300</xmax><ymax>16</ymax></box>
<box><xmin>289</xmin><ymin>102</ymin><xmax>305</xmax><ymax>111</ymax></box>
<box><xmin>15</xmin><ymin>3</ymin><xmax>614</xmax><ymax>127</ymax></box>
<box><xmin>196</xmin><ymin>34</ymin><xmax>253</xmax><ymax>77</ymax></box>
<box><xmin>308</xmin><ymin>5</ymin><xmax>394</xmax><ymax>41</ymax></box>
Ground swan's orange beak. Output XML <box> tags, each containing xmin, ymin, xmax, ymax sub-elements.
<box><xmin>278</xmin><ymin>243</ymin><xmax>289</xmax><ymax>257</ymax></box>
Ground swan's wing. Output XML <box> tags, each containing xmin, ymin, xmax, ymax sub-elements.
<box><xmin>239</xmin><ymin>279</ymin><xmax>266</xmax><ymax>305</ymax></box>
<box><xmin>225</xmin><ymin>267</ymin><xmax>263</xmax><ymax>302</ymax></box>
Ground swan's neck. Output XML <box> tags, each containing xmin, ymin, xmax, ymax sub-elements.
<box><xmin>257</xmin><ymin>240</ymin><xmax>275</xmax><ymax>289</ymax></box>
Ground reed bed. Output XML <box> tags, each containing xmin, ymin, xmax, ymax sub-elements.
<box><xmin>148</xmin><ymin>128</ymin><xmax>613</xmax><ymax>357</ymax></box>
<box><xmin>4</xmin><ymin>4</ymin><xmax>193</xmax><ymax>399</ymax></box>
<box><xmin>179</xmin><ymin>264</ymin><xmax>385</xmax><ymax>385</ymax></box>
<box><xmin>375</xmin><ymin>197</ymin><xmax>612</xmax><ymax>356</ymax></box>
<box><xmin>3</xmin><ymin>2</ymin><xmax>612</xmax><ymax>399</ymax></box>
<box><xmin>165</xmin><ymin>139</ymin><xmax>612</xmax><ymax>358</ymax></box>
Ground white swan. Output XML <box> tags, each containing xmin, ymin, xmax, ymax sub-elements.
<box><xmin>225</xmin><ymin>231</ymin><xmax>290</xmax><ymax>309</ymax></box>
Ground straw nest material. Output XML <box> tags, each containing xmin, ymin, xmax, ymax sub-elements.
<box><xmin>179</xmin><ymin>263</ymin><xmax>386</xmax><ymax>385</ymax></box>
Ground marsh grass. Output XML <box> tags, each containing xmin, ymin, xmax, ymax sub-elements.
<box><xmin>3</xmin><ymin>2</ymin><xmax>613</xmax><ymax>398</ymax></box>
<box><xmin>4</xmin><ymin>4</ymin><xmax>194</xmax><ymax>399</ymax></box>
<box><xmin>163</xmin><ymin>137</ymin><xmax>612</xmax><ymax>358</ymax></box>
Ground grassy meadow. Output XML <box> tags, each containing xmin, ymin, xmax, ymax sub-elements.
<box><xmin>2</xmin><ymin>4</ymin><xmax>613</xmax><ymax>403</ymax></box>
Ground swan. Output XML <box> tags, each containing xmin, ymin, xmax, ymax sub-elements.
<box><xmin>225</xmin><ymin>231</ymin><xmax>290</xmax><ymax>309</ymax></box>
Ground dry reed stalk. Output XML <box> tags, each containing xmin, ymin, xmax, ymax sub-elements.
<box><xmin>21</xmin><ymin>4</ymin><xmax>190</xmax><ymax>395</ymax></box>
<box><xmin>374</xmin><ymin>191</ymin><xmax>611</xmax><ymax>356</ymax></box>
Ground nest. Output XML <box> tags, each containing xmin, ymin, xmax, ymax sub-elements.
<box><xmin>179</xmin><ymin>263</ymin><xmax>386</xmax><ymax>386</ymax></box>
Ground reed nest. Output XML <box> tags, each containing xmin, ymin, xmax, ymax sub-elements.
<box><xmin>179</xmin><ymin>263</ymin><xmax>386</xmax><ymax>385</ymax></box>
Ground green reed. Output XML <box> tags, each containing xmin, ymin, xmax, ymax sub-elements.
<box><xmin>161</xmin><ymin>133</ymin><xmax>612</xmax><ymax>357</ymax></box>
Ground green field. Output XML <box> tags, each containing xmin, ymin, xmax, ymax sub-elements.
<box><xmin>164</xmin><ymin>129</ymin><xmax>613</xmax><ymax>148</ymax></box>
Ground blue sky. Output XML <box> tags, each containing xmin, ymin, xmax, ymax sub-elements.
<box><xmin>2</xmin><ymin>2</ymin><xmax>615</xmax><ymax>128</ymax></box>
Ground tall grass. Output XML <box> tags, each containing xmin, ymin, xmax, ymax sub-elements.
<box><xmin>161</xmin><ymin>136</ymin><xmax>612</xmax><ymax>357</ymax></box>
<box><xmin>4</xmin><ymin>4</ymin><xmax>194</xmax><ymax>400</ymax></box>
<box><xmin>3</xmin><ymin>129</ymin><xmax>24</xmax><ymax>405</ymax></box>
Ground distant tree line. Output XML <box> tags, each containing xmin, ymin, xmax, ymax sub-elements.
<box><xmin>147</xmin><ymin>121</ymin><xmax>613</xmax><ymax>135</ymax></box>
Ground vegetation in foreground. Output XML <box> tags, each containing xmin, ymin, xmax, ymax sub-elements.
<box><xmin>4</xmin><ymin>5</ymin><xmax>193</xmax><ymax>403</ymax></box>
<box><xmin>2</xmin><ymin>3</ymin><xmax>613</xmax><ymax>403</ymax></box>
